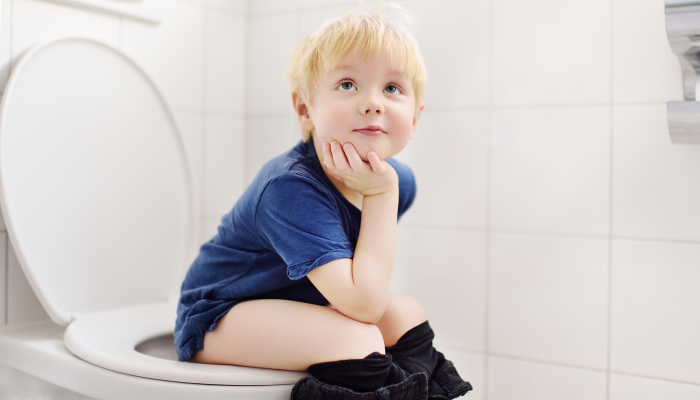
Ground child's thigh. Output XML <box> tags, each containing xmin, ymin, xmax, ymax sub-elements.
<box><xmin>191</xmin><ymin>299</ymin><xmax>385</xmax><ymax>371</ymax></box>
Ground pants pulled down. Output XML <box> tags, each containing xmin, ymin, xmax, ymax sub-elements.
<box><xmin>290</xmin><ymin>321</ymin><xmax>473</xmax><ymax>400</ymax></box>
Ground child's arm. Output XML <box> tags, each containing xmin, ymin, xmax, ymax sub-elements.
<box><xmin>306</xmin><ymin>141</ymin><xmax>399</xmax><ymax>324</ymax></box>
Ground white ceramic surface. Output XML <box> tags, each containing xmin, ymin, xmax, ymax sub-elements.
<box><xmin>0</xmin><ymin>233</ymin><xmax>6</xmax><ymax>329</ymax></box>
<box><xmin>12</xmin><ymin>0</ymin><xmax>120</xmax><ymax>67</ymax></box>
<box><xmin>0</xmin><ymin>321</ymin><xmax>296</xmax><ymax>399</ymax></box>
<box><xmin>0</xmin><ymin>37</ymin><xmax>194</xmax><ymax>325</ymax></box>
<box><xmin>64</xmin><ymin>302</ymin><xmax>309</xmax><ymax>385</ymax></box>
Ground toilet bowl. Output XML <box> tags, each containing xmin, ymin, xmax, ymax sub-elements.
<box><xmin>0</xmin><ymin>37</ymin><xmax>309</xmax><ymax>399</ymax></box>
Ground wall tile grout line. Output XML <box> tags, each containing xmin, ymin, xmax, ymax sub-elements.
<box><xmin>483</xmin><ymin>0</ymin><xmax>495</xmax><ymax>397</ymax></box>
<box><xmin>242</xmin><ymin>0</ymin><xmax>251</xmax><ymax>200</ymax></box>
<box><xmin>401</xmin><ymin>223</ymin><xmax>700</xmax><ymax>246</ymax></box>
<box><xmin>201</xmin><ymin>5</ymin><xmax>209</xmax><ymax>241</ymax></box>
<box><xmin>436</xmin><ymin>344</ymin><xmax>700</xmax><ymax>387</ymax></box>
<box><xmin>606</xmin><ymin>0</ymin><xmax>615</xmax><ymax>398</ymax></box>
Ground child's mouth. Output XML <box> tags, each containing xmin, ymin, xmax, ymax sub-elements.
<box><xmin>353</xmin><ymin>125</ymin><xmax>386</xmax><ymax>136</ymax></box>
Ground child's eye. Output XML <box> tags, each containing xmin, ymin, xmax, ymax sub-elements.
<box><xmin>383</xmin><ymin>84</ymin><xmax>400</xmax><ymax>94</ymax></box>
<box><xmin>338</xmin><ymin>81</ymin><xmax>357</xmax><ymax>91</ymax></box>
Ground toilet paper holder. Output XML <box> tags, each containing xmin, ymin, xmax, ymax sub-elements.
<box><xmin>666</xmin><ymin>0</ymin><xmax>700</xmax><ymax>143</ymax></box>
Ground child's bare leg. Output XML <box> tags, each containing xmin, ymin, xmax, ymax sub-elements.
<box><xmin>374</xmin><ymin>293</ymin><xmax>427</xmax><ymax>347</ymax></box>
<box><xmin>190</xmin><ymin>299</ymin><xmax>385</xmax><ymax>371</ymax></box>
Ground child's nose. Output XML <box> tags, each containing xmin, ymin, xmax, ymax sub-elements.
<box><xmin>359</xmin><ymin>96</ymin><xmax>384</xmax><ymax>115</ymax></box>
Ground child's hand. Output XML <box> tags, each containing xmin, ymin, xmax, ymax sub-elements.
<box><xmin>321</xmin><ymin>141</ymin><xmax>398</xmax><ymax>196</ymax></box>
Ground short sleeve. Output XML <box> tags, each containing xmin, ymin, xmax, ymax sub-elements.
<box><xmin>388</xmin><ymin>158</ymin><xmax>417</xmax><ymax>219</ymax></box>
<box><xmin>255</xmin><ymin>174</ymin><xmax>354</xmax><ymax>280</ymax></box>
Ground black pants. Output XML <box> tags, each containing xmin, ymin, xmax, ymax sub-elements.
<box><xmin>305</xmin><ymin>320</ymin><xmax>472</xmax><ymax>398</ymax></box>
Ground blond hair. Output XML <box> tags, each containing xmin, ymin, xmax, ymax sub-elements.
<box><xmin>287</xmin><ymin>3</ymin><xmax>427</xmax><ymax>141</ymax></box>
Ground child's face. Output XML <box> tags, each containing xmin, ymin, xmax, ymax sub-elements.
<box><xmin>303</xmin><ymin>54</ymin><xmax>423</xmax><ymax>161</ymax></box>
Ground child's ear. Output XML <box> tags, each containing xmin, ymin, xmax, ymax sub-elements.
<box><xmin>292</xmin><ymin>92</ymin><xmax>315</xmax><ymax>133</ymax></box>
<box><xmin>410</xmin><ymin>101</ymin><xmax>425</xmax><ymax>140</ymax></box>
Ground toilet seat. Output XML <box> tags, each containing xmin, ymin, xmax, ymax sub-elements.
<box><xmin>64</xmin><ymin>301</ymin><xmax>307</xmax><ymax>385</ymax></box>
<box><xmin>0</xmin><ymin>36</ymin><xmax>307</xmax><ymax>391</ymax></box>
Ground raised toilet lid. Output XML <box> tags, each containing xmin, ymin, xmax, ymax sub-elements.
<box><xmin>0</xmin><ymin>37</ymin><xmax>307</xmax><ymax>385</ymax></box>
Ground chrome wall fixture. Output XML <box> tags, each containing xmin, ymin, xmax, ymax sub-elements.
<box><xmin>666</xmin><ymin>0</ymin><xmax>700</xmax><ymax>143</ymax></box>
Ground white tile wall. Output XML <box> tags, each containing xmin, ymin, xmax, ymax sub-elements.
<box><xmin>250</xmin><ymin>0</ymin><xmax>297</xmax><ymax>16</ymax></box>
<box><xmin>206</xmin><ymin>11</ymin><xmax>246</xmax><ymax>115</ymax></box>
<box><xmin>489</xmin><ymin>233</ymin><xmax>609</xmax><ymax>369</ymax></box>
<box><xmin>412</xmin><ymin>0</ymin><xmax>489</xmax><ymax>109</ymax></box>
<box><xmin>172</xmin><ymin>111</ymin><xmax>205</xmax><ymax>202</ymax></box>
<box><xmin>203</xmin><ymin>115</ymin><xmax>245</xmax><ymax>218</ymax></box>
<box><xmin>11</xmin><ymin>0</ymin><xmax>120</xmax><ymax>63</ymax></box>
<box><xmin>491</xmin><ymin>107</ymin><xmax>611</xmax><ymax>236</ymax></box>
<box><xmin>612</xmin><ymin>0</ymin><xmax>684</xmax><ymax>103</ymax></box>
<box><xmin>247</xmin><ymin>13</ymin><xmax>300</xmax><ymax>115</ymax></box>
<box><xmin>492</xmin><ymin>0</ymin><xmax>611</xmax><ymax>106</ymax></box>
<box><xmin>442</xmin><ymin>350</ymin><xmax>485</xmax><ymax>400</ymax></box>
<box><xmin>392</xmin><ymin>227</ymin><xmax>486</xmax><ymax>352</ymax></box>
<box><xmin>207</xmin><ymin>0</ymin><xmax>245</xmax><ymax>16</ymax></box>
<box><xmin>122</xmin><ymin>0</ymin><xmax>205</xmax><ymax>111</ymax></box>
<box><xmin>246</xmin><ymin>116</ymin><xmax>300</xmax><ymax>183</ymax></box>
<box><xmin>612</xmin><ymin>104</ymin><xmax>700</xmax><ymax>241</ymax></box>
<box><xmin>487</xmin><ymin>356</ymin><xmax>607</xmax><ymax>400</ymax></box>
<box><xmin>610</xmin><ymin>239</ymin><xmax>700</xmax><ymax>384</ymax></box>
<box><xmin>396</xmin><ymin>110</ymin><xmax>489</xmax><ymax>229</ymax></box>
<box><xmin>200</xmin><ymin>217</ymin><xmax>221</xmax><ymax>245</ymax></box>
<box><xmin>609</xmin><ymin>373</ymin><xmax>700</xmax><ymax>400</ymax></box>
<box><xmin>299</xmin><ymin>0</ymin><xmax>354</xmax><ymax>9</ymax></box>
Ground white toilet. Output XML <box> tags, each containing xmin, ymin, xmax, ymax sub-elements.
<box><xmin>0</xmin><ymin>37</ymin><xmax>309</xmax><ymax>399</ymax></box>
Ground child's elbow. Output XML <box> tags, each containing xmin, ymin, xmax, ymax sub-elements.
<box><xmin>352</xmin><ymin>300</ymin><xmax>387</xmax><ymax>325</ymax></box>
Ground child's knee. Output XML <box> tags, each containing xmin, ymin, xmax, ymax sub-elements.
<box><xmin>387</xmin><ymin>293</ymin><xmax>426</xmax><ymax>323</ymax></box>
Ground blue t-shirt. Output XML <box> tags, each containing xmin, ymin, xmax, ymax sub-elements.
<box><xmin>174</xmin><ymin>138</ymin><xmax>416</xmax><ymax>362</ymax></box>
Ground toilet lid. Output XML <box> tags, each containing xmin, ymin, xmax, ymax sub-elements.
<box><xmin>0</xmin><ymin>37</ymin><xmax>195</xmax><ymax>326</ymax></box>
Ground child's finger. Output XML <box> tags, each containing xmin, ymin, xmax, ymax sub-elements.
<box><xmin>343</xmin><ymin>143</ymin><xmax>366</xmax><ymax>172</ymax></box>
<box><xmin>367</xmin><ymin>151</ymin><xmax>386</xmax><ymax>174</ymax></box>
<box><xmin>330</xmin><ymin>141</ymin><xmax>351</xmax><ymax>171</ymax></box>
<box><xmin>321</xmin><ymin>142</ymin><xmax>337</xmax><ymax>171</ymax></box>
